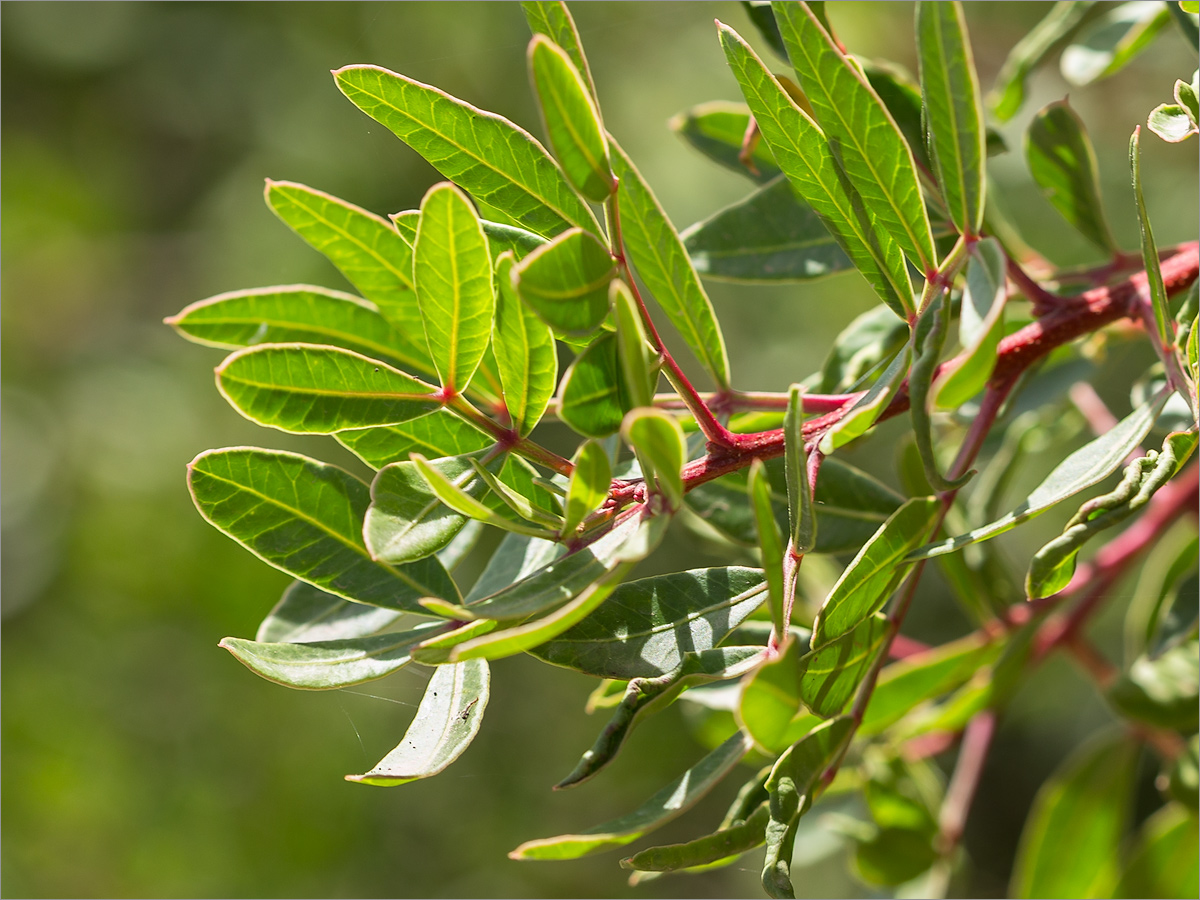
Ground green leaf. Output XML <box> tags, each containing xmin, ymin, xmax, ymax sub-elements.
<box><xmin>558</xmin><ymin>332</ymin><xmax>625</xmax><ymax>437</ymax></box>
<box><xmin>1148</xmin><ymin>102</ymin><xmax>1199</xmax><ymax>142</ymax></box>
<box><xmin>336</xmin><ymin>411</ymin><xmax>490</xmax><ymax>470</ymax></box>
<box><xmin>334</xmin><ymin>65</ymin><xmax>599</xmax><ymax>237</ymax></box>
<box><xmin>511</xmin><ymin>227</ymin><xmax>616</xmax><ymax>337</ymax></box>
<box><xmin>562</xmin><ymin>440</ymin><xmax>611</xmax><ymax>538</ymax></box>
<box><xmin>682</xmin><ymin>175</ymin><xmax>853</xmax><ymax>283</ymax></box>
<box><xmin>365</xmin><ymin>456</ymin><xmax>484</xmax><ymax>565</ymax></box>
<box><xmin>610</xmin><ymin>142</ymin><xmax>731</xmax><ymax>388</ymax></box>
<box><xmin>742</xmin><ymin>0</ymin><xmax>791</xmax><ymax>61</ymax></box>
<box><xmin>509</xmin><ymin>731</ymin><xmax>751</xmax><ymax>860</ymax></box>
<box><xmin>492</xmin><ymin>252</ymin><xmax>557</xmax><ymax>436</ymax></box>
<box><xmin>165</xmin><ymin>285</ymin><xmax>433</xmax><ymax>377</ymax></box>
<box><xmin>784</xmin><ymin>385</ymin><xmax>816</xmax><ymax>553</ymax></box>
<box><xmin>738</xmin><ymin>639</ymin><xmax>820</xmax><ymax>754</ymax></box>
<box><xmin>1166</xmin><ymin>734</ymin><xmax>1199</xmax><ymax>807</ymax></box>
<box><xmin>811</xmin><ymin>497</ymin><xmax>939</xmax><ymax>646</ymax></box>
<box><xmin>215</xmin><ymin>343</ymin><xmax>440</xmax><ymax>434</ymax></box>
<box><xmin>481</xmin><ymin>218</ymin><xmax>549</xmax><ymax>261</ymax></box>
<box><xmin>1117</xmin><ymin>803</ymin><xmax>1200</xmax><ymax>899</ymax></box>
<box><xmin>622</xmin><ymin>408</ymin><xmax>686</xmax><ymax>509</ymax></box>
<box><xmin>412</xmin><ymin>182</ymin><xmax>495</xmax><ymax>393</ymax></box>
<box><xmin>346</xmin><ymin>659</ymin><xmax>489</xmax><ymax>786</ymax></box>
<box><xmin>521</xmin><ymin>1</ymin><xmax>598</xmax><ymax>102</ymax></box>
<box><xmin>529</xmin><ymin>567</ymin><xmax>767</xmax><ymax>679</ymax></box>
<box><xmin>187</xmin><ymin>448</ymin><xmax>459</xmax><ymax>611</ymax></box>
<box><xmin>558</xmin><ymin>647</ymin><xmax>764</xmax><ymax>788</ymax></box>
<box><xmin>817</xmin><ymin>304</ymin><xmax>910</xmax><ymax>393</ymax></box>
<box><xmin>409</xmin><ymin>453</ymin><xmax>553</xmax><ymax>540</ymax></box>
<box><xmin>818</xmin><ymin>346</ymin><xmax>911</xmax><ymax>455</ymax></box>
<box><xmin>933</xmin><ymin>238</ymin><xmax>1008</xmax><ymax>408</ymax></box>
<box><xmin>1109</xmin><ymin>640</ymin><xmax>1200</xmax><ymax>731</ymax></box>
<box><xmin>851</xmin><ymin>826</ymin><xmax>939</xmax><ymax>887</ymax></box>
<box><xmin>1131</xmin><ymin>126</ymin><xmax>1174</xmax><ymax>348</ymax></box>
<box><xmin>669</xmin><ymin>101</ymin><xmax>781</xmax><ymax>183</ymax></box>
<box><xmin>862</xmin><ymin>61</ymin><xmax>932</xmax><ymax>173</ymax></box>
<box><xmin>745</xmin><ymin>461</ymin><xmax>784</xmax><ymax>640</ymax></box>
<box><xmin>528</xmin><ymin>35</ymin><xmax>613</xmax><ymax>203</ymax></box>
<box><xmin>1011</xmin><ymin>731</ymin><xmax>1139</xmax><ymax>899</ymax></box>
<box><xmin>772</xmin><ymin>1</ymin><xmax>936</xmax><ymax>273</ymax></box>
<box><xmin>1025</xmin><ymin>100</ymin><xmax>1118</xmax><ymax>254</ymax></box>
<box><xmin>1125</xmin><ymin>532</ymin><xmax>1198</xmax><ymax>662</ymax></box>
<box><xmin>466</xmin><ymin>457</ymin><xmax>565</xmax><ymax>530</ymax></box>
<box><xmin>988</xmin><ymin>1</ymin><xmax>1093</xmax><ymax>121</ymax></box>
<box><xmin>611</xmin><ymin>279</ymin><xmax>656</xmax><ymax>410</ymax></box>
<box><xmin>917</xmin><ymin>1</ymin><xmax>987</xmax><ymax>237</ymax></box>
<box><xmin>1061</xmin><ymin>1</ymin><xmax>1170</xmax><ymax>86</ymax></box>
<box><xmin>220</xmin><ymin>623</ymin><xmax>442</xmax><ymax>690</ymax></box>
<box><xmin>621</xmin><ymin>802</ymin><xmax>770</xmax><ymax>872</ymax></box>
<box><xmin>718</xmin><ymin>24</ymin><xmax>913</xmax><ymax>318</ymax></box>
<box><xmin>256</xmin><ymin>581</ymin><xmax>403</xmax><ymax>644</ymax></box>
<box><xmin>799</xmin><ymin>613</ymin><xmax>890</xmax><ymax>717</ymax></box>
<box><xmin>910</xmin><ymin>391</ymin><xmax>1168</xmax><ymax>561</ymax></box>
<box><xmin>762</xmin><ymin>716</ymin><xmax>855</xmax><ymax>898</ymax></box>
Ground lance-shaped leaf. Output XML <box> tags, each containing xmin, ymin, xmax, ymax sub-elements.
<box><xmin>467</xmin><ymin>532</ymin><xmax>565</xmax><ymax>602</ymax></box>
<box><xmin>336</xmin><ymin>411</ymin><xmax>490</xmax><ymax>470</ymax></box>
<box><xmin>719</xmin><ymin>25</ymin><xmax>912</xmax><ymax>318</ymax></box>
<box><xmin>812</xmin><ymin>498</ymin><xmax>939</xmax><ymax>646</ymax></box>
<box><xmin>413</xmin><ymin>183</ymin><xmax>494</xmax><ymax>393</ymax></box>
<box><xmin>799</xmin><ymin>613</ymin><xmax>890</xmax><ymax>718</ymax></box>
<box><xmin>610</xmin><ymin>142</ymin><xmax>731</xmax><ymax>388</ymax></box>
<box><xmin>265</xmin><ymin>180</ymin><xmax>419</xmax><ymax>320</ymax></box>
<box><xmin>510</xmin><ymin>731</ymin><xmax>751</xmax><ymax>860</ymax></box>
<box><xmin>762</xmin><ymin>716</ymin><xmax>856</xmax><ymax>898</ymax></box>
<box><xmin>1116</xmin><ymin>803</ymin><xmax>1200</xmax><ymax>899</ymax></box>
<box><xmin>560</xmin><ymin>647</ymin><xmax>765</xmax><ymax>788</ymax></box>
<box><xmin>862</xmin><ymin>61</ymin><xmax>932</xmax><ymax>173</ymax></box>
<box><xmin>682</xmin><ymin>175</ymin><xmax>853</xmax><ymax>283</ymax></box>
<box><xmin>818</xmin><ymin>347</ymin><xmax>911</xmax><ymax>455</ymax></box>
<box><xmin>749</xmin><ymin>460</ymin><xmax>786</xmax><ymax>640</ymax></box>
<box><xmin>216</xmin><ymin>343</ymin><xmax>440</xmax><ymax>434</ymax></box>
<box><xmin>492</xmin><ymin>252</ymin><xmax>557</xmax><ymax>436</ymax></box>
<box><xmin>528</xmin><ymin>35</ymin><xmax>613</xmax><ymax>202</ymax></box>
<box><xmin>408</xmin><ymin>453</ymin><xmax>554</xmax><ymax>540</ymax></box>
<box><xmin>558</xmin><ymin>332</ymin><xmax>625</xmax><ymax>437</ymax></box>
<box><xmin>1025</xmin><ymin>101</ymin><xmax>1118</xmax><ymax>254</ymax></box>
<box><xmin>521</xmin><ymin>1</ymin><xmax>597</xmax><ymax>102</ymax></box>
<box><xmin>772</xmin><ymin>1</ymin><xmax>936</xmax><ymax>273</ymax></box>
<box><xmin>346</xmin><ymin>659</ymin><xmax>489</xmax><ymax>786</ymax></box>
<box><xmin>917</xmin><ymin>1</ymin><xmax>986</xmax><ymax>237</ymax></box>
<box><xmin>622</xmin><ymin>802</ymin><xmax>771</xmax><ymax>872</ymax></box>
<box><xmin>482</xmin><ymin>219</ymin><xmax>548</xmax><ymax>260</ymax></box>
<box><xmin>1125</xmin><ymin>531</ymin><xmax>1198</xmax><ymax>663</ymax></box>
<box><xmin>334</xmin><ymin>65</ymin><xmax>599</xmax><ymax>237</ymax></box>
<box><xmin>1131</xmin><ymin>126</ymin><xmax>1173</xmax><ymax>348</ymax></box>
<box><xmin>784</xmin><ymin>385</ymin><xmax>816</xmax><ymax>553</ymax></box>
<box><xmin>933</xmin><ymin>238</ymin><xmax>1008</xmax><ymax>408</ymax></box>
<box><xmin>561</xmin><ymin>440</ymin><xmax>611</xmax><ymax>537</ymax></box>
<box><xmin>187</xmin><ymin>448</ymin><xmax>459</xmax><ymax>611</ymax></box>
<box><xmin>467</xmin><ymin>457</ymin><xmax>565</xmax><ymax>530</ymax></box>
<box><xmin>1060</xmin><ymin>1</ymin><xmax>1169</xmax><ymax>86</ymax></box>
<box><xmin>529</xmin><ymin>567</ymin><xmax>767</xmax><ymax>679</ymax></box>
<box><xmin>739</xmin><ymin>639</ymin><xmax>820</xmax><ymax>754</ymax></box>
<box><xmin>670</xmin><ymin>101</ymin><xmax>781</xmax><ymax>183</ymax></box>
<box><xmin>988</xmin><ymin>1</ymin><xmax>1093</xmax><ymax>122</ymax></box>
<box><xmin>612</xmin><ymin>280</ymin><xmax>656</xmax><ymax>410</ymax></box>
<box><xmin>256</xmin><ymin>581</ymin><xmax>404</xmax><ymax>644</ymax></box>
<box><xmin>511</xmin><ymin>227</ymin><xmax>615</xmax><ymax>337</ymax></box>
<box><xmin>623</xmin><ymin>408</ymin><xmax>686</xmax><ymax>509</ymax></box>
<box><xmin>911</xmin><ymin>391</ymin><xmax>1168</xmax><ymax>560</ymax></box>
<box><xmin>1011</xmin><ymin>731</ymin><xmax>1139</xmax><ymax>899</ymax></box>
<box><xmin>165</xmin><ymin>286</ymin><xmax>431</xmax><ymax>377</ymax></box>
<box><xmin>220</xmin><ymin>622</ymin><xmax>443</xmax><ymax>690</ymax></box>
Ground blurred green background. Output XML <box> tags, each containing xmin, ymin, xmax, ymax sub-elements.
<box><xmin>2</xmin><ymin>3</ymin><xmax>1196</xmax><ymax>897</ymax></box>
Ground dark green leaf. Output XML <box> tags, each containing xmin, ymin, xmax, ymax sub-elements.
<box><xmin>510</xmin><ymin>731</ymin><xmax>751</xmax><ymax>860</ymax></box>
<box><xmin>511</xmin><ymin>227</ymin><xmax>615</xmax><ymax>337</ymax></box>
<box><xmin>492</xmin><ymin>252</ymin><xmax>557</xmax><ymax>436</ymax></box>
<box><xmin>669</xmin><ymin>101</ymin><xmax>781</xmax><ymax>183</ymax></box>
<box><xmin>408</xmin><ymin>453</ymin><xmax>554</xmax><ymax>540</ymax></box>
<box><xmin>1060</xmin><ymin>1</ymin><xmax>1170</xmax><ymax>86</ymax></box>
<box><xmin>621</xmin><ymin>802</ymin><xmax>770</xmax><ymax>872</ymax></box>
<box><xmin>346</xmin><ymin>659</ymin><xmax>489</xmax><ymax>786</ymax></box>
<box><xmin>334</xmin><ymin>65</ymin><xmax>599</xmax><ymax>237</ymax></box>
<box><xmin>818</xmin><ymin>346</ymin><xmax>910</xmax><ymax>454</ymax></box>
<box><xmin>562</xmin><ymin>440</ymin><xmax>611</xmax><ymax>538</ymax></box>
<box><xmin>862</xmin><ymin>61</ymin><xmax>931</xmax><ymax>173</ymax></box>
<box><xmin>784</xmin><ymin>386</ymin><xmax>816</xmax><ymax>553</ymax></box>
<box><xmin>335</xmin><ymin>411</ymin><xmax>490</xmax><ymax>470</ymax></box>
<box><xmin>1109</xmin><ymin>640</ymin><xmax>1200</xmax><ymax>731</ymax></box>
<box><xmin>682</xmin><ymin>176</ymin><xmax>852</xmax><ymax>283</ymax></box>
<box><xmin>1131</xmin><ymin>126</ymin><xmax>1173</xmax><ymax>347</ymax></box>
<box><xmin>521</xmin><ymin>1</ymin><xmax>598</xmax><ymax>102</ymax></box>
<box><xmin>1125</xmin><ymin>532</ymin><xmax>1198</xmax><ymax>662</ymax></box>
<box><xmin>610</xmin><ymin>142</ymin><xmax>731</xmax><ymax>388</ymax></box>
<box><xmin>365</xmin><ymin>456</ymin><xmax>483</xmax><ymax>565</ymax></box>
<box><xmin>529</xmin><ymin>567</ymin><xmax>767</xmax><ymax>679</ymax></box>
<box><xmin>718</xmin><ymin>24</ymin><xmax>913</xmax><ymax>318</ymax></box>
<box><xmin>1011</xmin><ymin>731</ymin><xmax>1139</xmax><ymax>899</ymax></box>
<box><xmin>742</xmin><ymin>0</ymin><xmax>790</xmax><ymax>61</ymax></box>
<box><xmin>772</xmin><ymin>1</ymin><xmax>936</xmax><ymax>273</ymax></box>
<box><xmin>799</xmin><ymin>613</ymin><xmax>890</xmax><ymax>717</ymax></box>
<box><xmin>917</xmin><ymin>1</ymin><xmax>987</xmax><ymax>237</ymax></box>
<box><xmin>612</xmin><ymin>279</ymin><xmax>656</xmax><ymax>410</ymax></box>
<box><xmin>528</xmin><ymin>35</ymin><xmax>613</xmax><ymax>202</ymax></box>
<box><xmin>1165</xmin><ymin>734</ymin><xmax>1199</xmax><ymax>808</ymax></box>
<box><xmin>812</xmin><ymin>498</ymin><xmax>939</xmax><ymax>646</ymax></box>
<box><xmin>933</xmin><ymin>237</ymin><xmax>1007</xmax><ymax>408</ymax></box>
<box><xmin>817</xmin><ymin>303</ymin><xmax>910</xmax><ymax>393</ymax></box>
<box><xmin>256</xmin><ymin>581</ymin><xmax>403</xmax><ymax>644</ymax></box>
<box><xmin>1116</xmin><ymin>803</ymin><xmax>1200</xmax><ymax>900</ymax></box>
<box><xmin>749</xmin><ymin>459</ymin><xmax>786</xmax><ymax>639</ymax></box>
<box><xmin>558</xmin><ymin>332</ymin><xmax>625</xmax><ymax>437</ymax></box>
<box><xmin>1025</xmin><ymin>100</ymin><xmax>1118</xmax><ymax>254</ymax></box>
<box><xmin>623</xmin><ymin>408</ymin><xmax>686</xmax><ymax>509</ymax></box>
<box><xmin>220</xmin><ymin>623</ymin><xmax>442</xmax><ymax>690</ymax></box>
<box><xmin>188</xmin><ymin>448</ymin><xmax>459</xmax><ymax>611</ymax></box>
<box><xmin>481</xmin><ymin>219</ymin><xmax>549</xmax><ymax>260</ymax></box>
<box><xmin>216</xmin><ymin>343</ymin><xmax>440</xmax><ymax>434</ymax></box>
<box><xmin>851</xmin><ymin>826</ymin><xmax>939</xmax><ymax>887</ymax></box>
<box><xmin>988</xmin><ymin>1</ymin><xmax>1093</xmax><ymax>121</ymax></box>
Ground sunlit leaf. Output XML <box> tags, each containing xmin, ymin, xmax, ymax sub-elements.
<box><xmin>1131</xmin><ymin>126</ymin><xmax>1174</xmax><ymax>347</ymax></box>
<box><xmin>1109</xmin><ymin>640</ymin><xmax>1200</xmax><ymax>731</ymax></box>
<box><xmin>561</xmin><ymin>440</ymin><xmax>611</xmax><ymax>537</ymax></box>
<box><xmin>521</xmin><ymin>1</ymin><xmax>598</xmax><ymax>102</ymax></box>
<box><xmin>1116</xmin><ymin>803</ymin><xmax>1200</xmax><ymax>899</ymax></box>
<box><xmin>799</xmin><ymin>613</ymin><xmax>890</xmax><ymax>717</ymax></box>
<box><xmin>336</xmin><ymin>411</ymin><xmax>491</xmax><ymax>470</ymax></box>
<box><xmin>784</xmin><ymin>385</ymin><xmax>816</xmax><ymax>553</ymax></box>
<box><xmin>611</xmin><ymin>279</ymin><xmax>656</xmax><ymax>410</ymax></box>
<box><xmin>558</xmin><ymin>332</ymin><xmax>626</xmax><ymax>437</ymax></box>
<box><xmin>256</xmin><ymin>580</ymin><xmax>404</xmax><ymax>644</ymax></box>
<box><xmin>818</xmin><ymin>346</ymin><xmax>910</xmax><ymax>454</ymax></box>
<box><xmin>1060</xmin><ymin>1</ymin><xmax>1169</xmax><ymax>86</ymax></box>
<box><xmin>932</xmin><ymin>237</ymin><xmax>1008</xmax><ymax>408</ymax></box>
<box><xmin>511</xmin><ymin>227</ymin><xmax>615</xmax><ymax>337</ymax></box>
<box><xmin>492</xmin><ymin>252</ymin><xmax>557</xmax><ymax>436</ymax></box>
<box><xmin>749</xmin><ymin>459</ymin><xmax>786</xmax><ymax>639</ymax></box>
<box><xmin>621</xmin><ymin>802</ymin><xmax>770</xmax><ymax>872</ymax></box>
<box><xmin>622</xmin><ymin>408</ymin><xmax>686</xmax><ymax>509</ymax></box>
